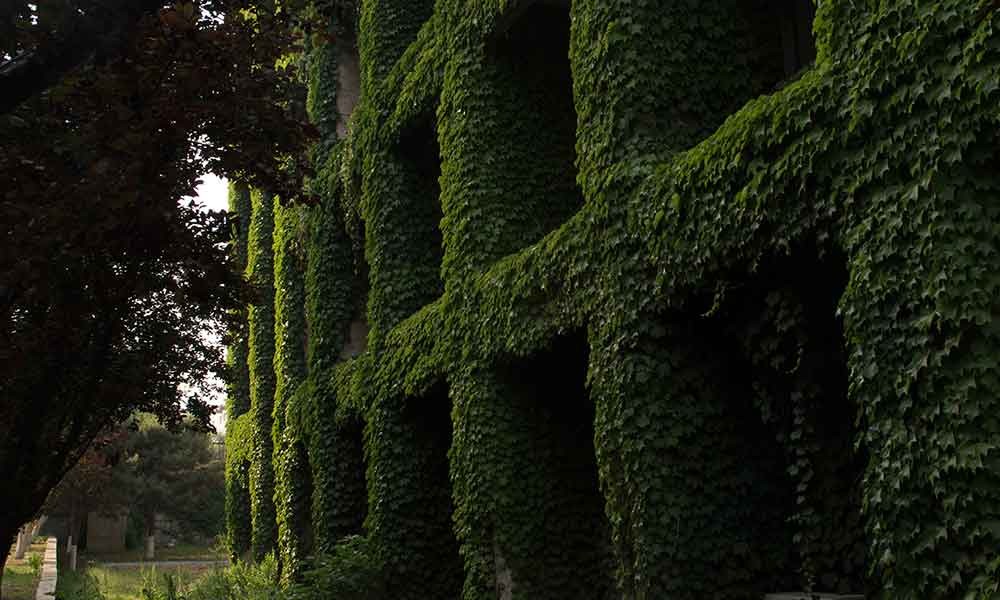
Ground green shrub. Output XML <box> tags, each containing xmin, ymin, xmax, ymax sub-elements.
<box><xmin>114</xmin><ymin>541</ymin><xmax>385</xmax><ymax>600</ymax></box>
<box><xmin>55</xmin><ymin>571</ymin><xmax>106</xmax><ymax>600</ymax></box>
<box><xmin>182</xmin><ymin>554</ymin><xmax>280</xmax><ymax>600</ymax></box>
<box><xmin>28</xmin><ymin>552</ymin><xmax>43</xmax><ymax>578</ymax></box>
<box><xmin>284</xmin><ymin>536</ymin><xmax>384</xmax><ymax>600</ymax></box>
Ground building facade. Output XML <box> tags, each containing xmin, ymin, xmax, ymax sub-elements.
<box><xmin>225</xmin><ymin>1</ymin><xmax>1000</xmax><ymax>598</ymax></box>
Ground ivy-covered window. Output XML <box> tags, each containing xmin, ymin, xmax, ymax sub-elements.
<box><xmin>720</xmin><ymin>244</ymin><xmax>866</xmax><ymax>594</ymax></box>
<box><xmin>489</xmin><ymin>0</ymin><xmax>581</xmax><ymax>247</ymax></box>
<box><xmin>774</xmin><ymin>0</ymin><xmax>817</xmax><ymax>76</ymax></box>
<box><xmin>336</xmin><ymin>40</ymin><xmax>361</xmax><ymax>139</ymax></box>
<box><xmin>369</xmin><ymin>384</ymin><xmax>463</xmax><ymax>597</ymax></box>
<box><xmin>395</xmin><ymin>111</ymin><xmax>444</xmax><ymax>291</ymax></box>
<box><xmin>488</xmin><ymin>333</ymin><xmax>616</xmax><ymax>598</ymax></box>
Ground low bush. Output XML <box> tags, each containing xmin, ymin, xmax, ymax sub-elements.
<box><xmin>55</xmin><ymin>571</ymin><xmax>105</xmax><ymax>600</ymax></box>
<box><xmin>181</xmin><ymin>554</ymin><xmax>280</xmax><ymax>600</ymax></box>
<box><xmin>285</xmin><ymin>536</ymin><xmax>384</xmax><ymax>600</ymax></box>
<box><xmin>27</xmin><ymin>553</ymin><xmax>43</xmax><ymax>578</ymax></box>
<box><xmin>60</xmin><ymin>540</ymin><xmax>387</xmax><ymax>600</ymax></box>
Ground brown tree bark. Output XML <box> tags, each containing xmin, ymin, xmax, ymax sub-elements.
<box><xmin>0</xmin><ymin>520</ymin><xmax>18</xmax><ymax>600</ymax></box>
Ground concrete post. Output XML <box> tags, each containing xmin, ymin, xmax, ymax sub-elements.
<box><xmin>68</xmin><ymin>544</ymin><xmax>77</xmax><ymax>572</ymax></box>
<box><xmin>15</xmin><ymin>524</ymin><xmax>31</xmax><ymax>558</ymax></box>
<box><xmin>15</xmin><ymin>529</ymin><xmax>26</xmax><ymax>559</ymax></box>
<box><xmin>31</xmin><ymin>516</ymin><xmax>47</xmax><ymax>538</ymax></box>
<box><xmin>144</xmin><ymin>535</ymin><xmax>155</xmax><ymax>560</ymax></box>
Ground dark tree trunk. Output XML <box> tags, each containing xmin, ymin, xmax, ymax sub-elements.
<box><xmin>1</xmin><ymin>519</ymin><xmax>20</xmax><ymax>600</ymax></box>
<box><xmin>144</xmin><ymin>513</ymin><xmax>156</xmax><ymax>560</ymax></box>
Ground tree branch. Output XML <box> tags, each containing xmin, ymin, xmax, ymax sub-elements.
<box><xmin>0</xmin><ymin>0</ymin><xmax>163</xmax><ymax>115</ymax></box>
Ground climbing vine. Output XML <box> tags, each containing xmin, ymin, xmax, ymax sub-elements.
<box><xmin>228</xmin><ymin>0</ymin><xmax>1000</xmax><ymax>598</ymax></box>
<box><xmin>304</xmin><ymin>162</ymin><xmax>368</xmax><ymax>554</ymax></box>
<box><xmin>246</xmin><ymin>187</ymin><xmax>278</xmax><ymax>562</ymax></box>
<box><xmin>225</xmin><ymin>412</ymin><xmax>255</xmax><ymax>561</ymax></box>
<box><xmin>272</xmin><ymin>195</ymin><xmax>311</xmax><ymax>579</ymax></box>
<box><xmin>225</xmin><ymin>181</ymin><xmax>254</xmax><ymax>561</ymax></box>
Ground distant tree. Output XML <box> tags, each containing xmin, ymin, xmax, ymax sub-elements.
<box><xmin>41</xmin><ymin>429</ymin><xmax>131</xmax><ymax>546</ymax></box>
<box><xmin>0</xmin><ymin>0</ymin><xmax>318</xmax><ymax>588</ymax></box>
<box><xmin>42</xmin><ymin>417</ymin><xmax>225</xmax><ymax>559</ymax></box>
<box><xmin>120</xmin><ymin>417</ymin><xmax>226</xmax><ymax>558</ymax></box>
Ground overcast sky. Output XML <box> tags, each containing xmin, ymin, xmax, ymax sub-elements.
<box><xmin>193</xmin><ymin>173</ymin><xmax>230</xmax><ymax>432</ymax></box>
<box><xmin>196</xmin><ymin>172</ymin><xmax>229</xmax><ymax>212</ymax></box>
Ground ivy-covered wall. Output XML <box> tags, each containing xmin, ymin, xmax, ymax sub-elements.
<box><xmin>272</xmin><ymin>196</ymin><xmax>311</xmax><ymax>578</ymax></box>
<box><xmin>228</xmin><ymin>0</ymin><xmax>1000</xmax><ymax>598</ymax></box>
<box><xmin>304</xmin><ymin>180</ymin><xmax>368</xmax><ymax>556</ymax></box>
<box><xmin>246</xmin><ymin>188</ymin><xmax>279</xmax><ymax>562</ymax></box>
<box><xmin>224</xmin><ymin>182</ymin><xmax>253</xmax><ymax>561</ymax></box>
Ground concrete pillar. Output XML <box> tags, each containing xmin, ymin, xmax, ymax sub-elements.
<box><xmin>68</xmin><ymin>543</ymin><xmax>77</xmax><ymax>572</ymax></box>
<box><xmin>15</xmin><ymin>527</ymin><xmax>28</xmax><ymax>558</ymax></box>
<box><xmin>145</xmin><ymin>535</ymin><xmax>155</xmax><ymax>560</ymax></box>
<box><xmin>31</xmin><ymin>516</ymin><xmax>47</xmax><ymax>538</ymax></box>
<box><xmin>338</xmin><ymin>319</ymin><xmax>369</xmax><ymax>359</ymax></box>
<box><xmin>336</xmin><ymin>44</ymin><xmax>360</xmax><ymax>139</ymax></box>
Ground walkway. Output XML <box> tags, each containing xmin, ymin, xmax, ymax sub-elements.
<box><xmin>34</xmin><ymin>537</ymin><xmax>57</xmax><ymax>600</ymax></box>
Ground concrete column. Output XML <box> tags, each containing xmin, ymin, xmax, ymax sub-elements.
<box><xmin>31</xmin><ymin>516</ymin><xmax>47</xmax><ymax>538</ymax></box>
<box><xmin>336</xmin><ymin>44</ymin><xmax>360</xmax><ymax>139</ymax></box>
<box><xmin>15</xmin><ymin>527</ymin><xmax>28</xmax><ymax>558</ymax></box>
<box><xmin>144</xmin><ymin>535</ymin><xmax>155</xmax><ymax>560</ymax></box>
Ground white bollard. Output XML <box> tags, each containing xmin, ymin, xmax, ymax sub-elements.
<box><xmin>145</xmin><ymin>535</ymin><xmax>156</xmax><ymax>560</ymax></box>
<box><xmin>31</xmin><ymin>516</ymin><xmax>47</xmax><ymax>538</ymax></box>
<box><xmin>15</xmin><ymin>525</ymin><xmax>31</xmax><ymax>559</ymax></box>
<box><xmin>68</xmin><ymin>544</ymin><xmax>77</xmax><ymax>572</ymax></box>
<box><xmin>15</xmin><ymin>529</ymin><xmax>26</xmax><ymax>559</ymax></box>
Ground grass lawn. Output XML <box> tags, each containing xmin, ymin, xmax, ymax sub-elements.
<box><xmin>56</xmin><ymin>542</ymin><xmax>226</xmax><ymax>600</ymax></box>
<box><xmin>83</xmin><ymin>543</ymin><xmax>226</xmax><ymax>564</ymax></box>
<box><xmin>3</xmin><ymin>539</ymin><xmax>48</xmax><ymax>600</ymax></box>
<box><xmin>58</xmin><ymin>562</ymin><xmax>221</xmax><ymax>600</ymax></box>
<box><xmin>79</xmin><ymin>564</ymin><xmax>218</xmax><ymax>600</ymax></box>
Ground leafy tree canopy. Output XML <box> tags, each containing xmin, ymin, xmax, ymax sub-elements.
<box><xmin>0</xmin><ymin>0</ymin><xmax>317</xmax><ymax>577</ymax></box>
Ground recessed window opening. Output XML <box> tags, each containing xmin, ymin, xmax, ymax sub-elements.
<box><xmin>398</xmin><ymin>382</ymin><xmax>464</xmax><ymax>596</ymax></box>
<box><xmin>290</xmin><ymin>441</ymin><xmax>315</xmax><ymax>554</ymax></box>
<box><xmin>775</xmin><ymin>0</ymin><xmax>817</xmax><ymax>77</ymax></box>
<box><xmin>335</xmin><ymin>417</ymin><xmax>368</xmax><ymax>536</ymax></box>
<box><xmin>398</xmin><ymin>115</ymin><xmax>442</xmax><ymax>199</ymax></box>
<box><xmin>496</xmin><ymin>332</ymin><xmax>616</xmax><ymax>598</ymax></box>
<box><xmin>489</xmin><ymin>0</ymin><xmax>583</xmax><ymax>249</ymax></box>
<box><xmin>716</xmin><ymin>243</ymin><xmax>866</xmax><ymax>595</ymax></box>
<box><xmin>395</xmin><ymin>113</ymin><xmax>445</xmax><ymax>293</ymax></box>
<box><xmin>336</xmin><ymin>40</ymin><xmax>361</xmax><ymax>139</ymax></box>
<box><xmin>740</xmin><ymin>0</ymin><xmax>818</xmax><ymax>92</ymax></box>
